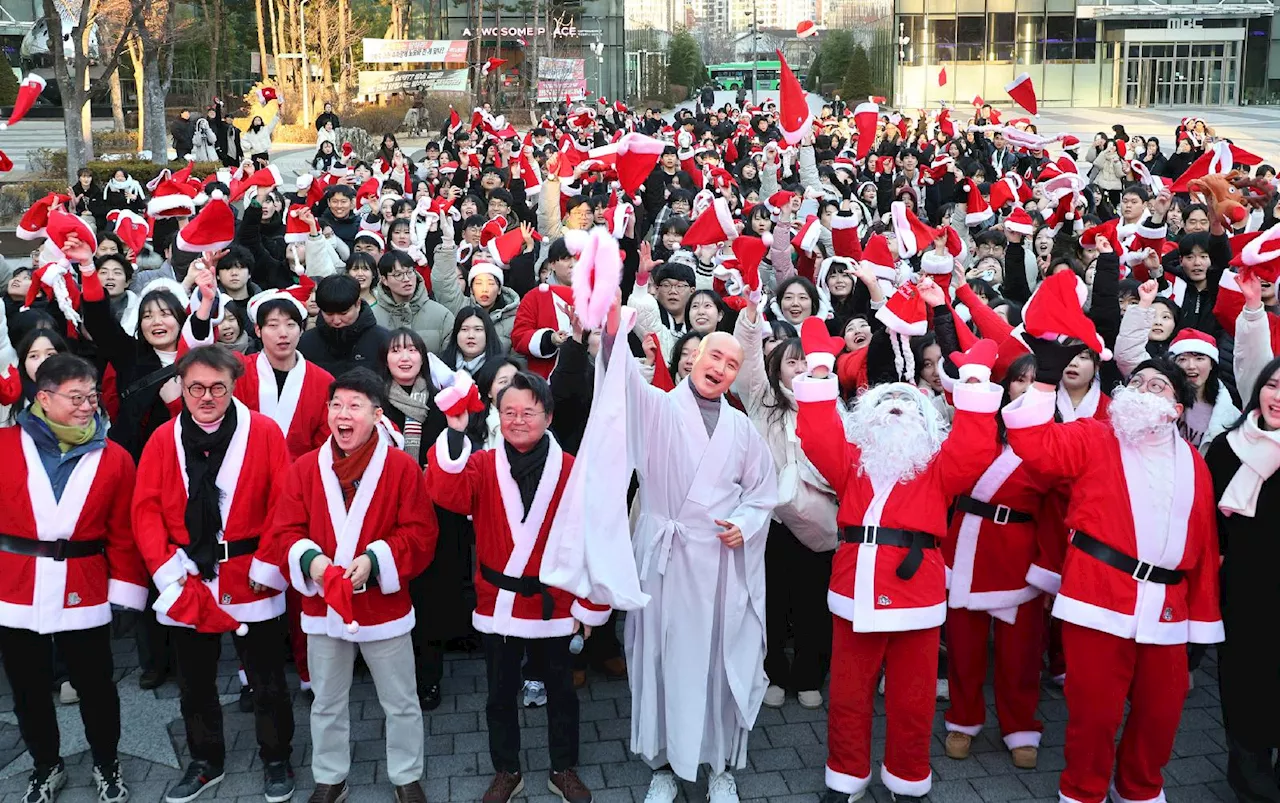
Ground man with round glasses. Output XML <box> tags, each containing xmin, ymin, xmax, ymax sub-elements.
<box><xmin>133</xmin><ymin>345</ymin><xmax>297</xmax><ymax>803</ymax></box>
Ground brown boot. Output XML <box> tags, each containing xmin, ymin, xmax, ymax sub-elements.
<box><xmin>944</xmin><ymin>731</ymin><xmax>972</xmax><ymax>760</ymax></box>
<box><xmin>307</xmin><ymin>782</ymin><xmax>348</xmax><ymax>803</ymax></box>
<box><xmin>392</xmin><ymin>781</ymin><xmax>426</xmax><ymax>803</ymax></box>
<box><xmin>548</xmin><ymin>768</ymin><xmax>593</xmax><ymax>802</ymax></box>
<box><xmin>573</xmin><ymin>669</ymin><xmax>587</xmax><ymax>689</ymax></box>
<box><xmin>597</xmin><ymin>656</ymin><xmax>627</xmax><ymax>678</ymax></box>
<box><xmin>482</xmin><ymin>772</ymin><xmax>524</xmax><ymax>803</ymax></box>
<box><xmin>1010</xmin><ymin>746</ymin><xmax>1038</xmax><ymax>769</ymax></box>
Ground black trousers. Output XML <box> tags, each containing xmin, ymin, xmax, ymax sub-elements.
<box><xmin>483</xmin><ymin>633</ymin><xmax>578</xmax><ymax>773</ymax></box>
<box><xmin>134</xmin><ymin>583</ymin><xmax>172</xmax><ymax>676</ymax></box>
<box><xmin>0</xmin><ymin>625</ymin><xmax>119</xmax><ymax>767</ymax></box>
<box><xmin>763</xmin><ymin>521</ymin><xmax>834</xmax><ymax>692</ymax></box>
<box><xmin>411</xmin><ymin>507</ymin><xmax>477</xmax><ymax>692</ymax></box>
<box><xmin>172</xmin><ymin>616</ymin><xmax>294</xmax><ymax>767</ymax></box>
<box><xmin>1226</xmin><ymin>732</ymin><xmax>1280</xmax><ymax>803</ymax></box>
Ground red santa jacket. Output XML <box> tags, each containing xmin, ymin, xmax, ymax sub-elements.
<box><xmin>273</xmin><ymin>436</ymin><xmax>438</xmax><ymax>642</ymax></box>
<box><xmin>944</xmin><ymin>445</ymin><xmax>1053</xmax><ymax>616</ymax></box>
<box><xmin>427</xmin><ymin>430</ymin><xmax>610</xmax><ymax>638</ymax></box>
<box><xmin>794</xmin><ymin>377</ymin><xmax>1003</xmax><ymax>632</ymax></box>
<box><xmin>511</xmin><ymin>284</ymin><xmax>574</xmax><ymax>378</ymax></box>
<box><xmin>1004</xmin><ymin>387</ymin><xmax>1223</xmax><ymax>645</ymax></box>
<box><xmin>232</xmin><ymin>351</ymin><xmax>334</xmax><ymax>462</ymax></box>
<box><xmin>132</xmin><ymin>399</ymin><xmax>292</xmax><ymax>624</ymax></box>
<box><xmin>0</xmin><ymin>427</ymin><xmax>148</xmax><ymax>633</ymax></box>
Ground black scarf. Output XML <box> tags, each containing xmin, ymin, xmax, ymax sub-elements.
<box><xmin>180</xmin><ymin>403</ymin><xmax>238</xmax><ymax>580</ymax></box>
<box><xmin>505</xmin><ymin>435</ymin><xmax>549</xmax><ymax>523</ymax></box>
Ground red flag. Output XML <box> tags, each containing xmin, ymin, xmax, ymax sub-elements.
<box><xmin>938</xmin><ymin>67</ymin><xmax>947</xmax><ymax>87</ymax></box>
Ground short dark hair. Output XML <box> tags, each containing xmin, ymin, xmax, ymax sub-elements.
<box><xmin>315</xmin><ymin>274</ymin><xmax>362</xmax><ymax>314</ymax></box>
<box><xmin>94</xmin><ymin>252</ymin><xmax>134</xmax><ymax>282</ymax></box>
<box><xmin>545</xmin><ymin>237</ymin><xmax>573</xmax><ymax>264</ymax></box>
<box><xmin>176</xmin><ymin>344</ymin><xmax>246</xmax><ymax>381</ymax></box>
<box><xmin>35</xmin><ymin>353</ymin><xmax>97</xmax><ymax>392</ymax></box>
<box><xmin>462</xmin><ymin>214</ymin><xmax>487</xmax><ymax>232</ymax></box>
<box><xmin>495</xmin><ymin>370</ymin><xmax>554</xmax><ymax>416</ymax></box>
<box><xmin>377</xmin><ymin>250</ymin><xmax>416</xmax><ymax>278</ymax></box>
<box><xmin>488</xmin><ymin>188</ymin><xmax>514</xmax><ymax>207</ymax></box>
<box><xmin>1122</xmin><ymin>184</ymin><xmax>1152</xmax><ymax>202</ymax></box>
<box><xmin>1130</xmin><ymin>357</ymin><xmax>1195</xmax><ymax>409</ymax></box>
<box><xmin>1178</xmin><ymin>231</ymin><xmax>1212</xmax><ymax>257</ymax></box>
<box><xmin>328</xmin><ymin>367</ymin><xmax>386</xmax><ymax>408</ymax></box>
<box><xmin>217</xmin><ymin>244</ymin><xmax>255</xmax><ymax>273</ymax></box>
<box><xmin>256</xmin><ymin>297</ymin><xmax>305</xmax><ymax>328</ymax></box>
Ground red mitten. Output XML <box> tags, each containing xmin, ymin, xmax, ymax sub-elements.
<box><xmin>321</xmin><ymin>565</ymin><xmax>359</xmax><ymax>634</ymax></box>
<box><xmin>800</xmin><ymin>316</ymin><xmax>844</xmax><ymax>375</ymax></box>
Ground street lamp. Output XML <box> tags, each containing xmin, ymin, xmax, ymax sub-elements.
<box><xmin>299</xmin><ymin>0</ymin><xmax>311</xmax><ymax>124</ymax></box>
<box><xmin>743</xmin><ymin>4</ymin><xmax>758</xmax><ymax>106</ymax></box>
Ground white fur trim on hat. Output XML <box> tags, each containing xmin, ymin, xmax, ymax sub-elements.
<box><xmin>468</xmin><ymin>262</ymin><xmax>505</xmax><ymax>287</ymax></box>
<box><xmin>891</xmin><ymin>202</ymin><xmax>917</xmax><ymax>258</ymax></box>
<box><xmin>1167</xmin><ymin>338</ymin><xmax>1218</xmax><ymax>362</ymax></box>
<box><xmin>920</xmin><ymin>251</ymin><xmax>952</xmax><ymax>275</ymax></box>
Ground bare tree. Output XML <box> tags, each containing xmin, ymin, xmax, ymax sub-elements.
<box><xmin>199</xmin><ymin>0</ymin><xmax>223</xmax><ymax>101</ymax></box>
<box><xmin>135</xmin><ymin>0</ymin><xmax>179</xmax><ymax>164</ymax></box>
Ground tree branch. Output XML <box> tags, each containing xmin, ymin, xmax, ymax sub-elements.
<box><xmin>88</xmin><ymin>0</ymin><xmax>147</xmax><ymax>96</ymax></box>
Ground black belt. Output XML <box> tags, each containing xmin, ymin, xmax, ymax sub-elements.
<box><xmin>1072</xmin><ymin>531</ymin><xmax>1184</xmax><ymax>585</ymax></box>
<box><xmin>0</xmin><ymin>534</ymin><xmax>106</xmax><ymax>561</ymax></box>
<box><xmin>216</xmin><ymin>537</ymin><xmax>259</xmax><ymax>563</ymax></box>
<box><xmin>841</xmin><ymin>526</ymin><xmax>939</xmax><ymax>580</ymax></box>
<box><xmin>480</xmin><ymin>564</ymin><xmax>555</xmax><ymax>620</ymax></box>
<box><xmin>955</xmin><ymin>496</ymin><xmax>1034</xmax><ymax>524</ymax></box>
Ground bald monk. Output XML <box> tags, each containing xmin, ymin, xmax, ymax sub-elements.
<box><xmin>594</xmin><ymin>303</ymin><xmax>777</xmax><ymax>803</ymax></box>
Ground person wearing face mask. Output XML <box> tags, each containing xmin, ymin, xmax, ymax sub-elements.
<box><xmin>573</xmin><ymin>297</ymin><xmax>776</xmax><ymax>803</ymax></box>
<box><xmin>733</xmin><ymin>302</ymin><xmax>840</xmax><ymax>714</ymax></box>
<box><xmin>273</xmin><ymin>369</ymin><xmax>439</xmax><ymax>803</ymax></box>
<box><xmin>1004</xmin><ymin>346</ymin><xmax>1222</xmax><ymax>803</ymax></box>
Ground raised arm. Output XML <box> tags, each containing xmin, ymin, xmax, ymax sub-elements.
<box><xmin>792</xmin><ymin>373</ymin><xmax>855</xmax><ymax>494</ymax></box>
<box><xmin>731</xmin><ymin>304</ymin><xmax>769</xmax><ymax>408</ymax></box>
<box><xmin>1232</xmin><ymin>272</ymin><xmax>1275</xmax><ymax>401</ymax></box>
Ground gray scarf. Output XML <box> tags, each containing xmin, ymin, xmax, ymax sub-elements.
<box><xmin>388</xmin><ymin>377</ymin><xmax>431</xmax><ymax>458</ymax></box>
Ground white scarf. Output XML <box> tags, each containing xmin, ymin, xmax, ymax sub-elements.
<box><xmin>1220</xmin><ymin>411</ymin><xmax>1280</xmax><ymax>517</ymax></box>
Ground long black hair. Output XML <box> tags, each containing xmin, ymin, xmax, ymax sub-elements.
<box><xmin>763</xmin><ymin>336</ymin><xmax>804</xmax><ymax>427</ymax></box>
<box><xmin>1225</xmin><ymin>355</ymin><xmax>1280</xmax><ymax>433</ymax></box>
<box><xmin>439</xmin><ymin>305</ymin><xmax>505</xmax><ymax>369</ymax></box>
<box><xmin>669</xmin><ymin>330</ymin><xmax>703</xmax><ymax>381</ymax></box>
<box><xmin>378</xmin><ymin>327</ymin><xmax>437</xmax><ymax>394</ymax></box>
<box><xmin>1001</xmin><ymin>353</ymin><xmax>1038</xmax><ymax>441</ymax></box>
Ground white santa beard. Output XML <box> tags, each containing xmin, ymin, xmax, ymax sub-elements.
<box><xmin>1108</xmin><ymin>385</ymin><xmax>1178</xmax><ymax>445</ymax></box>
<box><xmin>848</xmin><ymin>402</ymin><xmax>941</xmax><ymax>486</ymax></box>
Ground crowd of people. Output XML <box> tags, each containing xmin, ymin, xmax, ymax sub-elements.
<box><xmin>1</xmin><ymin>79</ymin><xmax>1279</xmax><ymax>803</ymax></box>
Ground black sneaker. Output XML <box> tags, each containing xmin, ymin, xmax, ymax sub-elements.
<box><xmin>418</xmin><ymin>684</ymin><xmax>441</xmax><ymax>711</ymax></box>
<box><xmin>23</xmin><ymin>761</ymin><xmax>66</xmax><ymax>803</ymax></box>
<box><xmin>262</xmin><ymin>761</ymin><xmax>294</xmax><ymax>803</ymax></box>
<box><xmin>239</xmin><ymin>686</ymin><xmax>255</xmax><ymax>713</ymax></box>
<box><xmin>138</xmin><ymin>669</ymin><xmax>166</xmax><ymax>690</ymax></box>
<box><xmin>305</xmin><ymin>781</ymin><xmax>347</xmax><ymax>803</ymax></box>
<box><xmin>165</xmin><ymin>761</ymin><xmax>224</xmax><ymax>803</ymax></box>
<box><xmin>92</xmin><ymin>760</ymin><xmax>129</xmax><ymax>803</ymax></box>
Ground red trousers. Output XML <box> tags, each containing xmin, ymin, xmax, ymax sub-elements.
<box><xmin>826</xmin><ymin>616</ymin><xmax>938</xmax><ymax>799</ymax></box>
<box><xmin>286</xmin><ymin>588</ymin><xmax>310</xmax><ymax>687</ymax></box>
<box><xmin>1060</xmin><ymin>622</ymin><xmax>1188</xmax><ymax>803</ymax></box>
<box><xmin>945</xmin><ymin>598</ymin><xmax>1044</xmax><ymax>749</ymax></box>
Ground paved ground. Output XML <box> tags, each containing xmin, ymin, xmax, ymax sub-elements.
<box><xmin>0</xmin><ymin>614</ymin><xmax>1237</xmax><ymax>803</ymax></box>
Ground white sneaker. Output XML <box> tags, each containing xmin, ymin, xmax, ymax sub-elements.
<box><xmin>644</xmin><ymin>770</ymin><xmax>678</xmax><ymax>803</ymax></box>
<box><xmin>797</xmin><ymin>689</ymin><xmax>823</xmax><ymax>709</ymax></box>
<box><xmin>707</xmin><ymin>771</ymin><xmax>739</xmax><ymax>803</ymax></box>
<box><xmin>936</xmin><ymin>678</ymin><xmax>950</xmax><ymax>701</ymax></box>
<box><xmin>521</xmin><ymin>680</ymin><xmax>547</xmax><ymax>708</ymax></box>
<box><xmin>763</xmin><ymin>684</ymin><xmax>785</xmax><ymax>708</ymax></box>
<box><xmin>59</xmin><ymin>681</ymin><xmax>79</xmax><ymax>705</ymax></box>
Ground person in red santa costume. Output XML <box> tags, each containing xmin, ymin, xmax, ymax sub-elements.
<box><xmin>0</xmin><ymin>353</ymin><xmax>150</xmax><ymax>803</ymax></box>
<box><xmin>427</xmin><ymin>369</ymin><xmax>609</xmax><ymax>803</ymax></box>
<box><xmin>131</xmin><ymin>334</ymin><xmax>298</xmax><ymax>803</ymax></box>
<box><xmin>938</xmin><ymin>344</ymin><xmax>1055</xmax><ymax>771</ymax></box>
<box><xmin>509</xmin><ymin>237</ymin><xmax>578</xmax><ymax>378</ymax></box>
<box><xmin>1002</xmin><ymin>337</ymin><xmax>1223</xmax><ymax>803</ymax></box>
<box><xmin>271</xmin><ymin>368</ymin><xmax>438</xmax><ymax>803</ymax></box>
<box><xmin>794</xmin><ymin>325</ymin><xmax>1005</xmax><ymax>803</ymax></box>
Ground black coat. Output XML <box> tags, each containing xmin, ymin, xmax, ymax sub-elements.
<box><xmin>549</xmin><ymin>337</ymin><xmax>593</xmax><ymax>456</ymax></box>
<box><xmin>1207</xmin><ymin>434</ymin><xmax>1280</xmax><ymax>749</ymax></box>
<box><xmin>297</xmin><ymin>302</ymin><xmax>390</xmax><ymax>379</ymax></box>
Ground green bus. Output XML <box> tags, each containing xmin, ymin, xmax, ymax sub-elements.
<box><xmin>707</xmin><ymin>61</ymin><xmax>795</xmax><ymax>91</ymax></box>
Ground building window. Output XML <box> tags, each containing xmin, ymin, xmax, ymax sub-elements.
<box><xmin>1075</xmin><ymin>18</ymin><xmax>1096</xmax><ymax>61</ymax></box>
<box><xmin>932</xmin><ymin>17</ymin><xmax>956</xmax><ymax>65</ymax></box>
<box><xmin>1016</xmin><ymin>13</ymin><xmax>1043</xmax><ymax>65</ymax></box>
<box><xmin>1045</xmin><ymin>14</ymin><xmax>1074</xmax><ymax>62</ymax></box>
<box><xmin>902</xmin><ymin>15</ymin><xmax>927</xmax><ymax>66</ymax></box>
<box><xmin>957</xmin><ymin>15</ymin><xmax>985</xmax><ymax>61</ymax></box>
<box><xmin>988</xmin><ymin>12</ymin><xmax>1015</xmax><ymax>62</ymax></box>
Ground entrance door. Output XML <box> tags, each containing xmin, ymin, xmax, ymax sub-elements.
<box><xmin>1121</xmin><ymin>41</ymin><xmax>1241</xmax><ymax>106</ymax></box>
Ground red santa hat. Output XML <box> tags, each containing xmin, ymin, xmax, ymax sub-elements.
<box><xmin>1023</xmin><ymin>269</ymin><xmax>1112</xmax><ymax>360</ymax></box>
<box><xmin>938</xmin><ymin>66</ymin><xmax>947</xmax><ymax>87</ymax></box>
<box><xmin>890</xmin><ymin>200</ymin><xmax>936</xmax><ymax>259</ymax></box>
<box><xmin>950</xmin><ymin>338</ymin><xmax>999</xmax><ymax>384</ymax></box>
<box><xmin>154</xmin><ymin>577</ymin><xmax>247</xmax><ymax>636</ymax></box>
<box><xmin>176</xmin><ymin>198</ymin><xmax>236</xmax><ymax>253</ymax></box>
<box><xmin>988</xmin><ymin>174</ymin><xmax>1028</xmax><ymax>211</ymax></box>
<box><xmin>107</xmin><ymin>209</ymin><xmax>150</xmax><ymax>257</ymax></box>
<box><xmin>791</xmin><ymin>215</ymin><xmax>824</xmax><ymax>255</ymax></box>
<box><xmin>1004</xmin><ymin>206</ymin><xmax>1035</xmax><ymax>236</ymax></box>
<box><xmin>16</xmin><ymin>193</ymin><xmax>69</xmax><ymax>241</ymax></box>
<box><xmin>829</xmin><ymin>214</ymin><xmax>861</xmax><ymax>259</ymax></box>
<box><xmin>876</xmin><ymin>282</ymin><xmax>928</xmax><ymax>336</ymax></box>
<box><xmin>1004</xmin><ymin>73</ymin><xmax>1039</xmax><ymax>116</ymax></box>
<box><xmin>482</xmin><ymin>58</ymin><xmax>507</xmax><ymax>77</ymax></box>
<box><xmin>256</xmin><ymin>85</ymin><xmax>279</xmax><ymax>105</ymax></box>
<box><xmin>853</xmin><ymin>102</ymin><xmax>878</xmax><ymax>160</ymax></box>
<box><xmin>1077</xmin><ymin>219</ymin><xmax>1122</xmax><ymax>257</ymax></box>
<box><xmin>936</xmin><ymin>107</ymin><xmax>955</xmax><ymax>140</ymax></box>
<box><xmin>247</xmin><ymin>277</ymin><xmax>313</xmax><ymax>323</ymax></box>
<box><xmin>972</xmin><ymin>94</ymin><xmax>984</xmax><ymax>107</ymax></box>
<box><xmin>435</xmin><ymin>371</ymin><xmax>486</xmax><ymax>417</ymax></box>
<box><xmin>284</xmin><ymin>209</ymin><xmax>311</xmax><ymax>244</ymax></box>
<box><xmin>775</xmin><ymin>50</ymin><xmax>814</xmax><ymax>146</ymax></box>
<box><xmin>1171</xmin><ymin>140</ymin><xmax>1264</xmax><ymax>193</ymax></box>
<box><xmin>1229</xmin><ymin>222</ymin><xmax>1280</xmax><ymax>283</ymax></box>
<box><xmin>1167</xmin><ymin>329</ymin><xmax>1218</xmax><ymax>363</ymax></box>
<box><xmin>2</xmin><ymin>73</ymin><xmax>46</xmax><ymax>129</ymax></box>
<box><xmin>341</xmin><ymin>142</ymin><xmax>354</xmax><ymax>159</ymax></box>
<box><xmin>961</xmin><ymin>181</ymin><xmax>992</xmax><ymax>227</ymax></box>
<box><xmin>796</xmin><ymin>19</ymin><xmax>817</xmax><ymax>37</ymax></box>
<box><xmin>321</xmin><ymin>566</ymin><xmax>360</xmax><ymax>634</ymax></box>
<box><xmin>765</xmin><ymin>190</ymin><xmax>795</xmax><ymax>218</ymax></box>
<box><xmin>23</xmin><ymin>260</ymin><xmax>81</xmax><ymax>330</ymax></box>
<box><xmin>0</xmin><ymin>149</ymin><xmax>11</xmax><ymax>173</ymax></box>
<box><xmin>148</xmin><ymin>179</ymin><xmax>199</xmax><ymax>218</ymax></box>
<box><xmin>230</xmin><ymin>164</ymin><xmax>282</xmax><ymax>202</ymax></box>
<box><xmin>487</xmin><ymin>226</ymin><xmax>538</xmax><ymax>267</ymax></box>
<box><xmin>479</xmin><ymin>218</ymin><xmax>507</xmax><ymax>248</ymax></box>
<box><xmin>570</xmin><ymin>227</ymin><xmax>624</xmax><ymax>329</ymax></box>
<box><xmin>46</xmin><ymin>209</ymin><xmax>98</xmax><ymax>260</ymax></box>
<box><xmin>860</xmin><ymin>234</ymin><xmax>897</xmax><ymax>283</ymax></box>
<box><xmin>800</xmin><ymin>317</ymin><xmax>845</xmax><ymax>373</ymax></box>
<box><xmin>681</xmin><ymin>197</ymin><xmax>738</xmax><ymax>248</ymax></box>
<box><xmin>355</xmin><ymin>176</ymin><xmax>380</xmax><ymax>209</ymax></box>
<box><xmin>605</xmin><ymin>198</ymin><xmax>634</xmax><ymax>239</ymax></box>
<box><xmin>712</xmin><ymin>237</ymin><xmax>766</xmax><ymax>310</ymax></box>
<box><xmin>614</xmin><ymin>132</ymin><xmax>665</xmax><ymax>195</ymax></box>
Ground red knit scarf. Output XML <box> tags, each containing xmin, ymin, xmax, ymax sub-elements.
<box><xmin>331</xmin><ymin>435</ymin><xmax>377</xmax><ymax>509</ymax></box>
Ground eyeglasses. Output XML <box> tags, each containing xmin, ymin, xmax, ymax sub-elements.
<box><xmin>657</xmin><ymin>281</ymin><xmax>691</xmax><ymax>291</ymax></box>
<box><xmin>327</xmin><ymin>401</ymin><xmax>373</xmax><ymax>415</ymax></box>
<box><xmin>46</xmin><ymin>390</ymin><xmax>100</xmax><ymax>408</ymax></box>
<box><xmin>1126</xmin><ymin>375</ymin><xmax>1171</xmax><ymax>395</ymax></box>
<box><xmin>387</xmin><ymin>269</ymin><xmax>417</xmax><ymax>281</ymax></box>
<box><xmin>500</xmin><ymin>408</ymin><xmax>546</xmax><ymax>423</ymax></box>
<box><xmin>185</xmin><ymin>382</ymin><xmax>230</xmax><ymax>398</ymax></box>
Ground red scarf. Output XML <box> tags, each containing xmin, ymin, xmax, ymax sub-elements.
<box><xmin>331</xmin><ymin>435</ymin><xmax>377</xmax><ymax>509</ymax></box>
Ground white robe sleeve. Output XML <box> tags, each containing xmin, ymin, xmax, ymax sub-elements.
<box><xmin>723</xmin><ymin>422</ymin><xmax>779</xmax><ymax>543</ymax></box>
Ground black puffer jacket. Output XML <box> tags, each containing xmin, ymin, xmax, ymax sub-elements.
<box><xmin>297</xmin><ymin>302</ymin><xmax>390</xmax><ymax>379</ymax></box>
